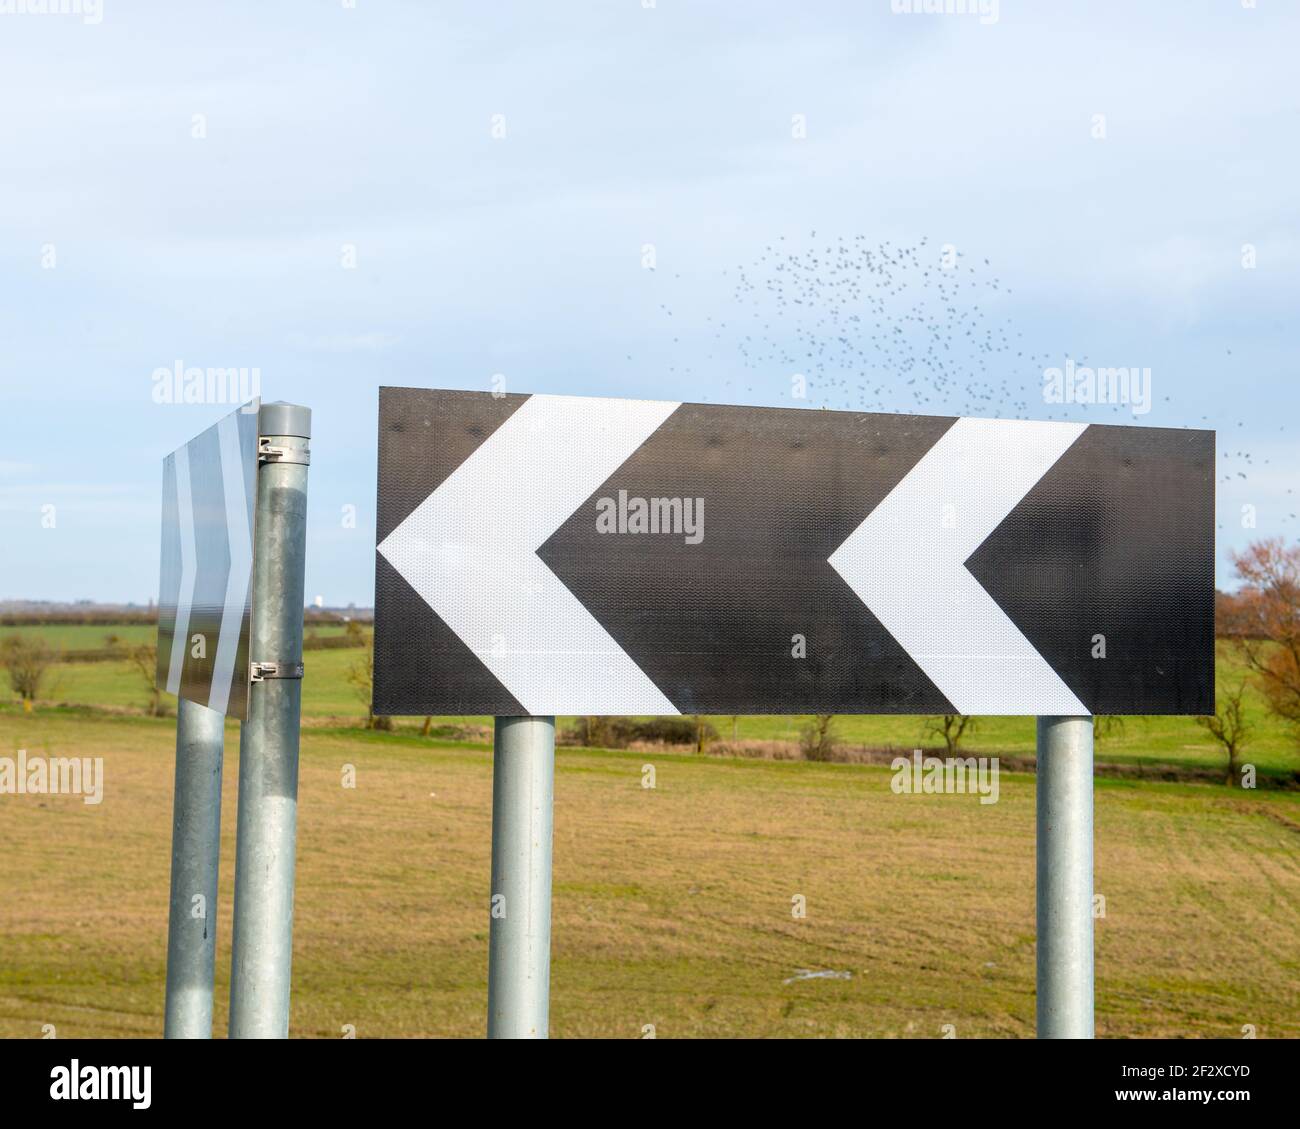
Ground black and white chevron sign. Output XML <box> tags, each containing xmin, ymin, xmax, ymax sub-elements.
<box><xmin>156</xmin><ymin>402</ymin><xmax>259</xmax><ymax>719</ymax></box>
<box><xmin>374</xmin><ymin>388</ymin><xmax>1214</xmax><ymax>717</ymax></box>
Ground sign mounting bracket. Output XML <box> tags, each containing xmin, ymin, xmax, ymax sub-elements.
<box><xmin>258</xmin><ymin>437</ymin><xmax>311</xmax><ymax>466</ymax></box>
<box><xmin>249</xmin><ymin>661</ymin><xmax>305</xmax><ymax>682</ymax></box>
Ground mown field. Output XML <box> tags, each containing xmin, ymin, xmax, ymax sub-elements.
<box><xmin>1</xmin><ymin>708</ymin><xmax>1297</xmax><ymax>1039</ymax></box>
<box><xmin>0</xmin><ymin>625</ymin><xmax>1297</xmax><ymax>1038</ymax></box>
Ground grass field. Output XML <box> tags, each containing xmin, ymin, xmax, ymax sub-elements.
<box><xmin>1</xmin><ymin>708</ymin><xmax>1297</xmax><ymax>1038</ymax></box>
<box><xmin>2</xmin><ymin>624</ymin><xmax>1298</xmax><ymax>1038</ymax></box>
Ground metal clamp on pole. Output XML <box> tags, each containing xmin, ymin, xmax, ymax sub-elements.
<box><xmin>258</xmin><ymin>437</ymin><xmax>311</xmax><ymax>466</ymax></box>
<box><xmin>229</xmin><ymin>401</ymin><xmax>311</xmax><ymax>1040</ymax></box>
<box><xmin>249</xmin><ymin>661</ymin><xmax>305</xmax><ymax>682</ymax></box>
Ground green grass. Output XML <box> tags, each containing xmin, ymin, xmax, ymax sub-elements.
<box><xmin>16</xmin><ymin>632</ymin><xmax>1297</xmax><ymax>781</ymax></box>
<box><xmin>0</xmin><ymin>616</ymin><xmax>356</xmax><ymax>660</ymax></box>
<box><xmin>0</xmin><ymin>624</ymin><xmax>159</xmax><ymax>649</ymax></box>
<box><xmin>0</xmin><ymin>621</ymin><xmax>355</xmax><ymax>652</ymax></box>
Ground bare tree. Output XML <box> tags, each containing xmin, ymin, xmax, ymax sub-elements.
<box><xmin>691</xmin><ymin>715</ymin><xmax>716</xmax><ymax>754</ymax></box>
<box><xmin>1092</xmin><ymin>715</ymin><xmax>1126</xmax><ymax>744</ymax></box>
<box><xmin>1195</xmin><ymin>678</ymin><xmax>1252</xmax><ymax>786</ymax></box>
<box><xmin>922</xmin><ymin>714</ymin><xmax>977</xmax><ymax>756</ymax></box>
<box><xmin>572</xmin><ymin>716</ymin><xmax>613</xmax><ymax>747</ymax></box>
<box><xmin>127</xmin><ymin>642</ymin><xmax>166</xmax><ymax>717</ymax></box>
<box><xmin>1231</xmin><ymin>538</ymin><xmax>1300</xmax><ymax>736</ymax></box>
<box><xmin>800</xmin><ymin>714</ymin><xmax>838</xmax><ymax>762</ymax></box>
<box><xmin>1</xmin><ymin>635</ymin><xmax>55</xmax><ymax>709</ymax></box>
<box><xmin>346</xmin><ymin>641</ymin><xmax>389</xmax><ymax>729</ymax></box>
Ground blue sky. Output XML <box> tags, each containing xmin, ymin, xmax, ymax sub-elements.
<box><xmin>1</xmin><ymin>0</ymin><xmax>1296</xmax><ymax>604</ymax></box>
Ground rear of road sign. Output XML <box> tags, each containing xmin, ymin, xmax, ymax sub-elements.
<box><xmin>156</xmin><ymin>401</ymin><xmax>260</xmax><ymax>719</ymax></box>
<box><xmin>373</xmin><ymin>388</ymin><xmax>1214</xmax><ymax>718</ymax></box>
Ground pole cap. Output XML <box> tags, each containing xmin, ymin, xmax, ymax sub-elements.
<box><xmin>259</xmin><ymin>401</ymin><xmax>311</xmax><ymax>439</ymax></box>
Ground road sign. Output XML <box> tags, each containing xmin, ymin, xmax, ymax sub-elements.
<box><xmin>156</xmin><ymin>401</ymin><xmax>259</xmax><ymax>719</ymax></box>
<box><xmin>374</xmin><ymin>388</ymin><xmax>1214</xmax><ymax>717</ymax></box>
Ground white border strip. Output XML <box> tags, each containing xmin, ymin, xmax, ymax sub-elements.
<box><xmin>208</xmin><ymin>413</ymin><xmax>253</xmax><ymax>714</ymax></box>
<box><xmin>165</xmin><ymin>446</ymin><xmax>197</xmax><ymax>696</ymax></box>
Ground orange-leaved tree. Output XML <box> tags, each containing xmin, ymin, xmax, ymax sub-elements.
<box><xmin>1230</xmin><ymin>538</ymin><xmax>1300</xmax><ymax>735</ymax></box>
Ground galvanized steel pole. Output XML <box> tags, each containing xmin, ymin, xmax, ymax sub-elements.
<box><xmin>1036</xmin><ymin>715</ymin><xmax>1095</xmax><ymax>1038</ymax></box>
<box><xmin>487</xmin><ymin>716</ymin><xmax>556</xmax><ymax>1039</ymax></box>
<box><xmin>163</xmin><ymin>697</ymin><xmax>225</xmax><ymax>1038</ymax></box>
<box><xmin>229</xmin><ymin>401</ymin><xmax>310</xmax><ymax>1038</ymax></box>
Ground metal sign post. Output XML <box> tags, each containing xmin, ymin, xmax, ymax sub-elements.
<box><xmin>163</xmin><ymin>698</ymin><xmax>225</xmax><ymax>1038</ymax></box>
<box><xmin>487</xmin><ymin>716</ymin><xmax>556</xmax><ymax>1039</ymax></box>
<box><xmin>1036</xmin><ymin>715</ymin><xmax>1095</xmax><ymax>1038</ymax></box>
<box><xmin>228</xmin><ymin>401</ymin><xmax>311</xmax><ymax>1039</ymax></box>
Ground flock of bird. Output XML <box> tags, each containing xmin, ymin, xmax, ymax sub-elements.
<box><xmin>637</xmin><ymin>232</ymin><xmax>1295</xmax><ymax>533</ymax></box>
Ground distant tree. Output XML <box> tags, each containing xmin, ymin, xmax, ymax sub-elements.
<box><xmin>922</xmin><ymin>714</ymin><xmax>976</xmax><ymax>756</ymax></box>
<box><xmin>1215</xmin><ymin>589</ymin><xmax>1252</xmax><ymax>638</ymax></box>
<box><xmin>1</xmin><ymin>635</ymin><xmax>55</xmax><ymax>709</ymax></box>
<box><xmin>346</xmin><ymin>641</ymin><xmax>389</xmax><ymax>729</ymax></box>
<box><xmin>1195</xmin><ymin>678</ymin><xmax>1252</xmax><ymax>786</ymax></box>
<box><xmin>1092</xmin><ymin>715</ymin><xmax>1126</xmax><ymax>744</ymax></box>
<box><xmin>572</xmin><ymin>716</ymin><xmax>614</xmax><ymax>748</ymax></box>
<box><xmin>800</xmin><ymin>714</ymin><xmax>839</xmax><ymax>762</ymax></box>
<box><xmin>127</xmin><ymin>643</ymin><xmax>165</xmax><ymax>717</ymax></box>
<box><xmin>1231</xmin><ymin>538</ymin><xmax>1300</xmax><ymax>737</ymax></box>
<box><xmin>692</xmin><ymin>715</ymin><xmax>715</xmax><ymax>754</ymax></box>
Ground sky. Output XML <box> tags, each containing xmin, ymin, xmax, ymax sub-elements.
<box><xmin>1</xmin><ymin>0</ymin><xmax>1296</xmax><ymax>605</ymax></box>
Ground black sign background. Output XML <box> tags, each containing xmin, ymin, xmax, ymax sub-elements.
<box><xmin>374</xmin><ymin>388</ymin><xmax>1213</xmax><ymax>717</ymax></box>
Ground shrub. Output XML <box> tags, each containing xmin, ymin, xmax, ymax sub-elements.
<box><xmin>1</xmin><ymin>635</ymin><xmax>55</xmax><ymax>705</ymax></box>
<box><xmin>563</xmin><ymin>716</ymin><xmax>717</xmax><ymax>749</ymax></box>
<box><xmin>800</xmin><ymin>714</ymin><xmax>839</xmax><ymax>762</ymax></box>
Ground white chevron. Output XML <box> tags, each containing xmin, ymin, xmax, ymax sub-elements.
<box><xmin>377</xmin><ymin>393</ymin><xmax>681</xmax><ymax>715</ymax></box>
<box><xmin>829</xmin><ymin>417</ymin><xmax>1090</xmax><ymax>716</ymax></box>
<box><xmin>208</xmin><ymin>411</ymin><xmax>254</xmax><ymax>715</ymax></box>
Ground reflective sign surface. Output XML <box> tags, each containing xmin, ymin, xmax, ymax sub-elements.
<box><xmin>156</xmin><ymin>401</ymin><xmax>260</xmax><ymax>719</ymax></box>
